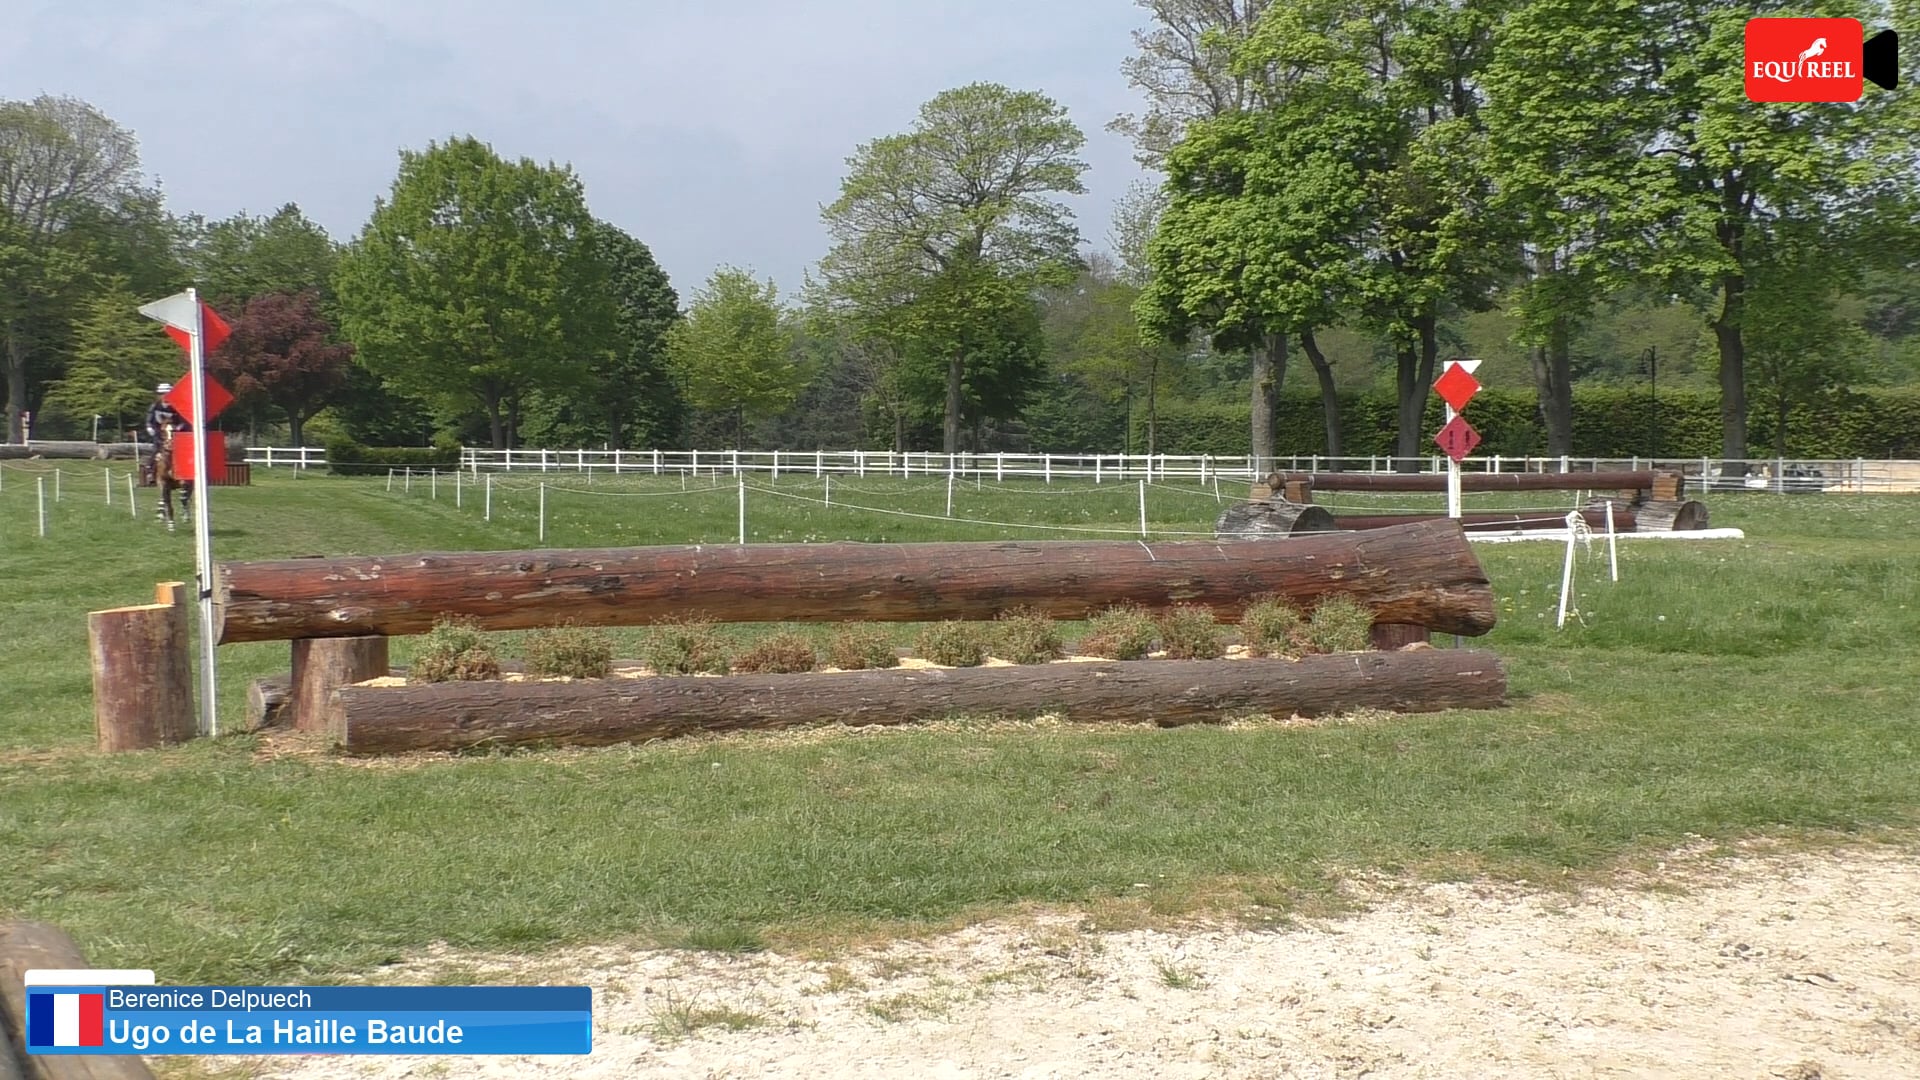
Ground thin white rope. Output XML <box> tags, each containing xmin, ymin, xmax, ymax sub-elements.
<box><xmin>744</xmin><ymin>483</ymin><xmax>1222</xmax><ymax>537</ymax></box>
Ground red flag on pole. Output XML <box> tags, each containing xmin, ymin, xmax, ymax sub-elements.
<box><xmin>163</xmin><ymin>303</ymin><xmax>230</xmax><ymax>356</ymax></box>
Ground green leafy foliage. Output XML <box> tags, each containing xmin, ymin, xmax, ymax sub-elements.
<box><xmin>410</xmin><ymin>617</ymin><xmax>502</xmax><ymax>683</ymax></box>
<box><xmin>733</xmin><ymin>632</ymin><xmax>820</xmax><ymax>675</ymax></box>
<box><xmin>666</xmin><ymin>268</ymin><xmax>802</xmax><ymax>448</ymax></box>
<box><xmin>1240</xmin><ymin>595</ymin><xmax>1306</xmax><ymax>658</ymax></box>
<box><xmin>1304</xmin><ymin>596</ymin><xmax>1375</xmax><ymax>654</ymax></box>
<box><xmin>1157</xmin><ymin>604</ymin><xmax>1224</xmax><ymax>660</ymax></box>
<box><xmin>915</xmin><ymin>621</ymin><xmax>989</xmax><ymax>667</ymax></box>
<box><xmin>324</xmin><ymin>437</ymin><xmax>460</xmax><ymax>476</ymax></box>
<box><xmin>993</xmin><ymin>607</ymin><xmax>1064</xmax><ymax>665</ymax></box>
<box><xmin>522</xmin><ymin>622</ymin><xmax>615</xmax><ymax>680</ymax></box>
<box><xmin>1078</xmin><ymin>604</ymin><xmax>1159</xmax><ymax>660</ymax></box>
<box><xmin>826</xmin><ymin>625</ymin><xmax>901</xmax><ymax>670</ymax></box>
<box><xmin>642</xmin><ymin>618</ymin><xmax>733</xmax><ymax>676</ymax></box>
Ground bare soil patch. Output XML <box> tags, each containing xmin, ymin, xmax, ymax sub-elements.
<box><xmin>230</xmin><ymin>838</ymin><xmax>1920</xmax><ymax>1080</ymax></box>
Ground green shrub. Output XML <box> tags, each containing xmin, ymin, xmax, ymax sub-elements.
<box><xmin>1240</xmin><ymin>595</ymin><xmax>1307</xmax><ymax>658</ymax></box>
<box><xmin>827</xmin><ymin>625</ymin><xmax>900</xmax><ymax>670</ymax></box>
<box><xmin>410</xmin><ymin>616</ymin><xmax>502</xmax><ymax>683</ymax></box>
<box><xmin>1078</xmin><ymin>604</ymin><xmax>1158</xmax><ymax>660</ymax></box>
<box><xmin>916</xmin><ymin>621</ymin><xmax>988</xmax><ymax>667</ymax></box>
<box><xmin>734</xmin><ymin>632</ymin><xmax>820</xmax><ymax>674</ymax></box>
<box><xmin>521</xmin><ymin>621</ymin><xmax>614</xmax><ymax>679</ymax></box>
<box><xmin>994</xmin><ymin>607</ymin><xmax>1064</xmax><ymax>664</ymax></box>
<box><xmin>1158</xmin><ymin>604</ymin><xmax>1225</xmax><ymax>660</ymax></box>
<box><xmin>643</xmin><ymin>617</ymin><xmax>733</xmax><ymax>675</ymax></box>
<box><xmin>326</xmin><ymin>436</ymin><xmax>462</xmax><ymax>477</ymax></box>
<box><xmin>1306</xmin><ymin>596</ymin><xmax>1375</xmax><ymax>653</ymax></box>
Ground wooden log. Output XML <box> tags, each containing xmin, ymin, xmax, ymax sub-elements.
<box><xmin>1651</xmin><ymin>472</ymin><xmax>1685</xmax><ymax>501</ymax></box>
<box><xmin>1282</xmin><ymin>480</ymin><xmax>1314</xmax><ymax>504</ymax></box>
<box><xmin>1635</xmin><ymin>499</ymin><xmax>1710</xmax><ymax>532</ymax></box>
<box><xmin>0</xmin><ymin>922</ymin><xmax>157</xmax><ymax>1080</ymax></box>
<box><xmin>215</xmin><ymin>521</ymin><xmax>1499</xmax><ymax>642</ymax></box>
<box><xmin>328</xmin><ymin>649</ymin><xmax>1508</xmax><ymax>754</ymax></box>
<box><xmin>1333</xmin><ymin>508</ymin><xmax>1637</xmax><ymax>533</ymax></box>
<box><xmin>245</xmin><ymin>675</ymin><xmax>292</xmax><ymax>731</ymax></box>
<box><xmin>1214</xmin><ymin>499</ymin><xmax>1338</xmax><ymax>539</ymax></box>
<box><xmin>1369</xmin><ymin>623</ymin><xmax>1431</xmax><ymax>649</ymax></box>
<box><xmin>290</xmin><ymin>636</ymin><xmax>389</xmax><ymax>732</ymax></box>
<box><xmin>1265</xmin><ymin>469</ymin><xmax>1672</xmax><ymax>493</ymax></box>
<box><xmin>87</xmin><ymin>582</ymin><xmax>194</xmax><ymax>752</ymax></box>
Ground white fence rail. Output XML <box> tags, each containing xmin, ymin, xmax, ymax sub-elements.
<box><xmin>237</xmin><ymin>446</ymin><xmax>1920</xmax><ymax>493</ymax></box>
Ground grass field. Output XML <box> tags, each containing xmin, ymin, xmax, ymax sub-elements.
<box><xmin>2</xmin><ymin>460</ymin><xmax>1918</xmax><ymax>985</ymax></box>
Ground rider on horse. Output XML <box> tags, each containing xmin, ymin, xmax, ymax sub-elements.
<box><xmin>143</xmin><ymin>383</ymin><xmax>189</xmax><ymax>484</ymax></box>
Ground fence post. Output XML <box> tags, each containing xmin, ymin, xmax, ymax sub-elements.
<box><xmin>946</xmin><ymin>472</ymin><xmax>954</xmax><ymax>517</ymax></box>
<box><xmin>431</xmin><ymin>469</ymin><xmax>438</xmax><ymax>500</ymax></box>
<box><xmin>1138</xmin><ymin>480</ymin><xmax>1147</xmax><ymax>538</ymax></box>
<box><xmin>485</xmin><ymin>474</ymin><xmax>493</xmax><ymax>521</ymax></box>
<box><xmin>54</xmin><ymin>467</ymin><xmax>61</xmax><ymax>502</ymax></box>
<box><xmin>38</xmin><ymin>476</ymin><xmax>46</xmax><ymax>536</ymax></box>
<box><xmin>538</xmin><ymin>483</ymin><xmax>546</xmax><ymax>542</ymax></box>
<box><xmin>456</xmin><ymin>469</ymin><xmax>462</xmax><ymax>508</ymax></box>
<box><xmin>825</xmin><ymin>474</ymin><xmax>832</xmax><ymax>507</ymax></box>
<box><xmin>1045</xmin><ymin>455</ymin><xmax>1052</xmax><ymax>485</ymax></box>
<box><xmin>772</xmin><ymin>450</ymin><xmax>780</xmax><ymax>482</ymax></box>
<box><xmin>738</xmin><ymin>479</ymin><xmax>747</xmax><ymax>545</ymax></box>
<box><xmin>387</xmin><ymin>468</ymin><xmax>394</xmax><ymax>492</ymax></box>
<box><xmin>127</xmin><ymin>472</ymin><xmax>136</xmax><ymax>517</ymax></box>
<box><xmin>1096</xmin><ymin>456</ymin><xmax>1103</xmax><ymax>484</ymax></box>
<box><xmin>105</xmin><ymin>467</ymin><xmax>112</xmax><ymax>505</ymax></box>
<box><xmin>732</xmin><ymin>450</ymin><xmax>740</xmax><ymax>478</ymax></box>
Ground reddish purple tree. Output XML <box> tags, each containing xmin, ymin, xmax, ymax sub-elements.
<box><xmin>209</xmin><ymin>290</ymin><xmax>354</xmax><ymax>446</ymax></box>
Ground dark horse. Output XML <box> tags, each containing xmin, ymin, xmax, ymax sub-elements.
<box><xmin>152</xmin><ymin>428</ymin><xmax>194</xmax><ymax>531</ymax></box>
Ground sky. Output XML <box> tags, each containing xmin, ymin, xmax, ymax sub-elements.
<box><xmin>1</xmin><ymin>0</ymin><xmax>1157</xmax><ymax>301</ymax></box>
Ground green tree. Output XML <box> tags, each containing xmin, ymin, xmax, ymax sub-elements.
<box><xmin>40</xmin><ymin>276</ymin><xmax>181</xmax><ymax>436</ymax></box>
<box><xmin>333</xmin><ymin>136</ymin><xmax>615</xmax><ymax>449</ymax></box>
<box><xmin>1481</xmin><ymin>0</ymin><xmax>1913</xmax><ymax>467</ymax></box>
<box><xmin>0</xmin><ymin>95</ymin><xmax>149</xmax><ymax>441</ymax></box>
<box><xmin>665</xmin><ymin>268</ymin><xmax>802</xmax><ymax>448</ymax></box>
<box><xmin>818</xmin><ymin>83</ymin><xmax>1088</xmax><ymax>453</ymax></box>
<box><xmin>189</xmin><ymin>203</ymin><xmax>338</xmax><ymax>309</ymax></box>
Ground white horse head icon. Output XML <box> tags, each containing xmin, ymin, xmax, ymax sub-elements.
<box><xmin>1799</xmin><ymin>37</ymin><xmax>1828</xmax><ymax>62</ymax></box>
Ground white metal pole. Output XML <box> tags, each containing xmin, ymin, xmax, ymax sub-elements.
<box><xmin>455</xmin><ymin>469</ymin><xmax>462</xmax><ymax>508</ymax></box>
<box><xmin>1606</xmin><ymin>502</ymin><xmax>1619</xmax><ymax>582</ymax></box>
<box><xmin>386</xmin><ymin>468</ymin><xmax>394</xmax><ymax>492</ymax></box>
<box><xmin>738</xmin><ymin>479</ymin><xmax>746</xmax><ymax>545</ymax></box>
<box><xmin>1556</xmin><ymin>514</ymin><xmax>1578</xmax><ymax>629</ymax></box>
<box><xmin>105</xmin><ymin>467</ymin><xmax>112</xmax><ymax>505</ymax></box>
<box><xmin>54</xmin><ymin>467</ymin><xmax>61</xmax><ymax>502</ymax></box>
<box><xmin>824</xmin><ymin>474</ymin><xmax>831</xmax><ymax>507</ymax></box>
<box><xmin>1444</xmin><ymin>402</ymin><xmax>1462</xmax><ymax>519</ymax></box>
<box><xmin>485</xmin><ymin>474</ymin><xmax>493</xmax><ymax>521</ymax></box>
<box><xmin>431</xmin><ymin>469</ymin><xmax>437</xmax><ymax>500</ymax></box>
<box><xmin>404</xmin><ymin>467</ymin><xmax>411</xmax><ymax>494</ymax></box>
<box><xmin>37</xmin><ymin>476</ymin><xmax>46</xmax><ymax>536</ymax></box>
<box><xmin>186</xmin><ymin>288</ymin><xmax>219</xmax><ymax>737</ymax></box>
<box><xmin>946</xmin><ymin>472</ymin><xmax>954</xmax><ymax>517</ymax></box>
<box><xmin>127</xmin><ymin>472</ymin><xmax>136</xmax><ymax>517</ymax></box>
<box><xmin>538</xmin><ymin>482</ymin><xmax>546</xmax><ymax>542</ymax></box>
<box><xmin>1138</xmin><ymin>479</ymin><xmax>1147</xmax><ymax>538</ymax></box>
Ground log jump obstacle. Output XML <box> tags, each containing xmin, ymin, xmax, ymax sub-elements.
<box><xmin>91</xmin><ymin>521</ymin><xmax>1508</xmax><ymax>753</ymax></box>
<box><xmin>0</xmin><ymin>921</ymin><xmax>157</xmax><ymax>1080</ymax></box>
<box><xmin>1230</xmin><ymin>469</ymin><xmax>1710</xmax><ymax>536</ymax></box>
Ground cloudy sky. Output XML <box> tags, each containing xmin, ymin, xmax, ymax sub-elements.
<box><xmin>2</xmin><ymin>0</ymin><xmax>1156</xmax><ymax>300</ymax></box>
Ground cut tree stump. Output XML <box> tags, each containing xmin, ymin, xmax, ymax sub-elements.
<box><xmin>87</xmin><ymin>582</ymin><xmax>193</xmax><ymax>751</ymax></box>
<box><xmin>215</xmin><ymin>521</ymin><xmax>1499</xmax><ymax>642</ymax></box>
<box><xmin>327</xmin><ymin>649</ymin><xmax>1508</xmax><ymax>755</ymax></box>
<box><xmin>1634</xmin><ymin>499</ymin><xmax>1710</xmax><ymax>532</ymax></box>
<box><xmin>290</xmin><ymin>636</ymin><xmax>389</xmax><ymax>732</ymax></box>
<box><xmin>245</xmin><ymin>675</ymin><xmax>292</xmax><ymax>730</ymax></box>
<box><xmin>1214</xmin><ymin>499</ymin><xmax>1338</xmax><ymax>539</ymax></box>
<box><xmin>0</xmin><ymin>922</ymin><xmax>156</xmax><ymax>1080</ymax></box>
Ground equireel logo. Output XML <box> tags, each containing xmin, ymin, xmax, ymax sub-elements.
<box><xmin>1745</xmin><ymin>18</ymin><xmax>1900</xmax><ymax>102</ymax></box>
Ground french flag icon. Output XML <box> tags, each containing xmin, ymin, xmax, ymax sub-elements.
<box><xmin>29</xmin><ymin>991</ymin><xmax>105</xmax><ymax>1048</ymax></box>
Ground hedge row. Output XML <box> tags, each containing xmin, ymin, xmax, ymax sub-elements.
<box><xmin>1136</xmin><ymin>387</ymin><xmax>1920</xmax><ymax>460</ymax></box>
<box><xmin>327</xmin><ymin>437</ymin><xmax>463</xmax><ymax>476</ymax></box>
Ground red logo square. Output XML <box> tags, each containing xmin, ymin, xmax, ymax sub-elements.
<box><xmin>1746</xmin><ymin>18</ymin><xmax>1863</xmax><ymax>102</ymax></box>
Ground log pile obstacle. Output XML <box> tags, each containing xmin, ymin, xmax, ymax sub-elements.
<box><xmin>1235</xmin><ymin>469</ymin><xmax>1708</xmax><ymax>535</ymax></box>
<box><xmin>190</xmin><ymin>520</ymin><xmax>1508</xmax><ymax>753</ymax></box>
<box><xmin>0</xmin><ymin>922</ymin><xmax>157</xmax><ymax>1080</ymax></box>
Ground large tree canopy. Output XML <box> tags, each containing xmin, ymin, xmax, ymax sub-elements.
<box><xmin>333</xmin><ymin>136</ymin><xmax>615</xmax><ymax>449</ymax></box>
<box><xmin>817</xmin><ymin>83</ymin><xmax>1088</xmax><ymax>452</ymax></box>
<box><xmin>666</xmin><ymin>267</ymin><xmax>802</xmax><ymax>449</ymax></box>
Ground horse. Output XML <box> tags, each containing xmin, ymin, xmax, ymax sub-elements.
<box><xmin>152</xmin><ymin>428</ymin><xmax>195</xmax><ymax>532</ymax></box>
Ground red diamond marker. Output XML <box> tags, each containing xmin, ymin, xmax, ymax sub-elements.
<box><xmin>1434</xmin><ymin>363</ymin><xmax>1481</xmax><ymax>413</ymax></box>
<box><xmin>163</xmin><ymin>377</ymin><xmax>234</xmax><ymax>426</ymax></box>
<box><xmin>1435</xmin><ymin>415</ymin><xmax>1481</xmax><ymax>463</ymax></box>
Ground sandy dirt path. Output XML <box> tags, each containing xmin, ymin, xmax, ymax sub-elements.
<box><xmin>244</xmin><ymin>840</ymin><xmax>1919</xmax><ymax>1080</ymax></box>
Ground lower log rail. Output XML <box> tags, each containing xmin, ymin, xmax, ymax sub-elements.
<box><xmin>328</xmin><ymin>649</ymin><xmax>1508</xmax><ymax>755</ymax></box>
<box><xmin>1330</xmin><ymin>508</ymin><xmax>1636</xmax><ymax>533</ymax></box>
<box><xmin>1268</xmin><ymin>469</ymin><xmax>1674</xmax><ymax>493</ymax></box>
<box><xmin>0</xmin><ymin>922</ymin><xmax>157</xmax><ymax>1080</ymax></box>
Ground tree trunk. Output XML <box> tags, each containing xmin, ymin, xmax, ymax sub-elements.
<box><xmin>290</xmin><ymin>635</ymin><xmax>390</xmax><ymax>732</ymax></box>
<box><xmin>1214</xmin><ymin>500</ymin><xmax>1338</xmax><ymax>538</ymax></box>
<box><xmin>1714</xmin><ymin>172</ymin><xmax>1750</xmax><ymax>474</ymax></box>
<box><xmin>507</xmin><ymin>393</ymin><xmax>521</xmax><ymax>450</ymax></box>
<box><xmin>485</xmin><ymin>395</ymin><xmax>505</xmax><ymax>451</ymax></box>
<box><xmin>1249</xmin><ymin>333</ymin><xmax>1282</xmax><ymax>473</ymax></box>
<box><xmin>944</xmin><ymin>352</ymin><xmax>964</xmax><ymax>454</ymax></box>
<box><xmin>1299</xmin><ymin>329</ymin><xmax>1343</xmax><ymax>464</ymax></box>
<box><xmin>288</xmin><ymin>410</ymin><xmax>306</xmax><ymax>448</ymax></box>
<box><xmin>88</xmin><ymin>581</ymin><xmax>195</xmax><ymax>751</ymax></box>
<box><xmin>328</xmin><ymin>650</ymin><xmax>1509</xmax><ymax>755</ymax></box>
<box><xmin>893</xmin><ymin>409</ymin><xmax>905</xmax><ymax>453</ymax></box>
<box><xmin>214</xmin><ymin>520</ymin><xmax>1499</xmax><ymax>643</ymax></box>
<box><xmin>4</xmin><ymin>330</ymin><xmax>26</xmax><ymax>444</ymax></box>
<box><xmin>1393</xmin><ymin>338</ymin><xmax>1421</xmax><ymax>470</ymax></box>
<box><xmin>607</xmin><ymin>406</ymin><xmax>623</xmax><ymax>452</ymax></box>
<box><xmin>0</xmin><ymin>922</ymin><xmax>160</xmax><ymax>1080</ymax></box>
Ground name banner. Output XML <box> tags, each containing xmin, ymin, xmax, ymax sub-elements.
<box><xmin>25</xmin><ymin>986</ymin><xmax>591</xmax><ymax>1055</ymax></box>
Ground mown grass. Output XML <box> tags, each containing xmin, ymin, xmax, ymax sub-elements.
<box><xmin>2</xmin><ymin>461</ymin><xmax>1918</xmax><ymax>985</ymax></box>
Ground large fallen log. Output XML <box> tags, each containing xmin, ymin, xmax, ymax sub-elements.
<box><xmin>0</xmin><ymin>922</ymin><xmax>156</xmax><ymax>1080</ymax></box>
<box><xmin>328</xmin><ymin>649</ymin><xmax>1508</xmax><ymax>754</ymax></box>
<box><xmin>1633</xmin><ymin>499</ymin><xmax>1710</xmax><ymax>532</ymax></box>
<box><xmin>1214</xmin><ymin>499</ymin><xmax>1338</xmax><ymax>538</ymax></box>
<box><xmin>1270</xmin><ymin>470</ymin><xmax>1672</xmax><ymax>493</ymax></box>
<box><xmin>215</xmin><ymin>520</ymin><xmax>1497</xmax><ymax>643</ymax></box>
